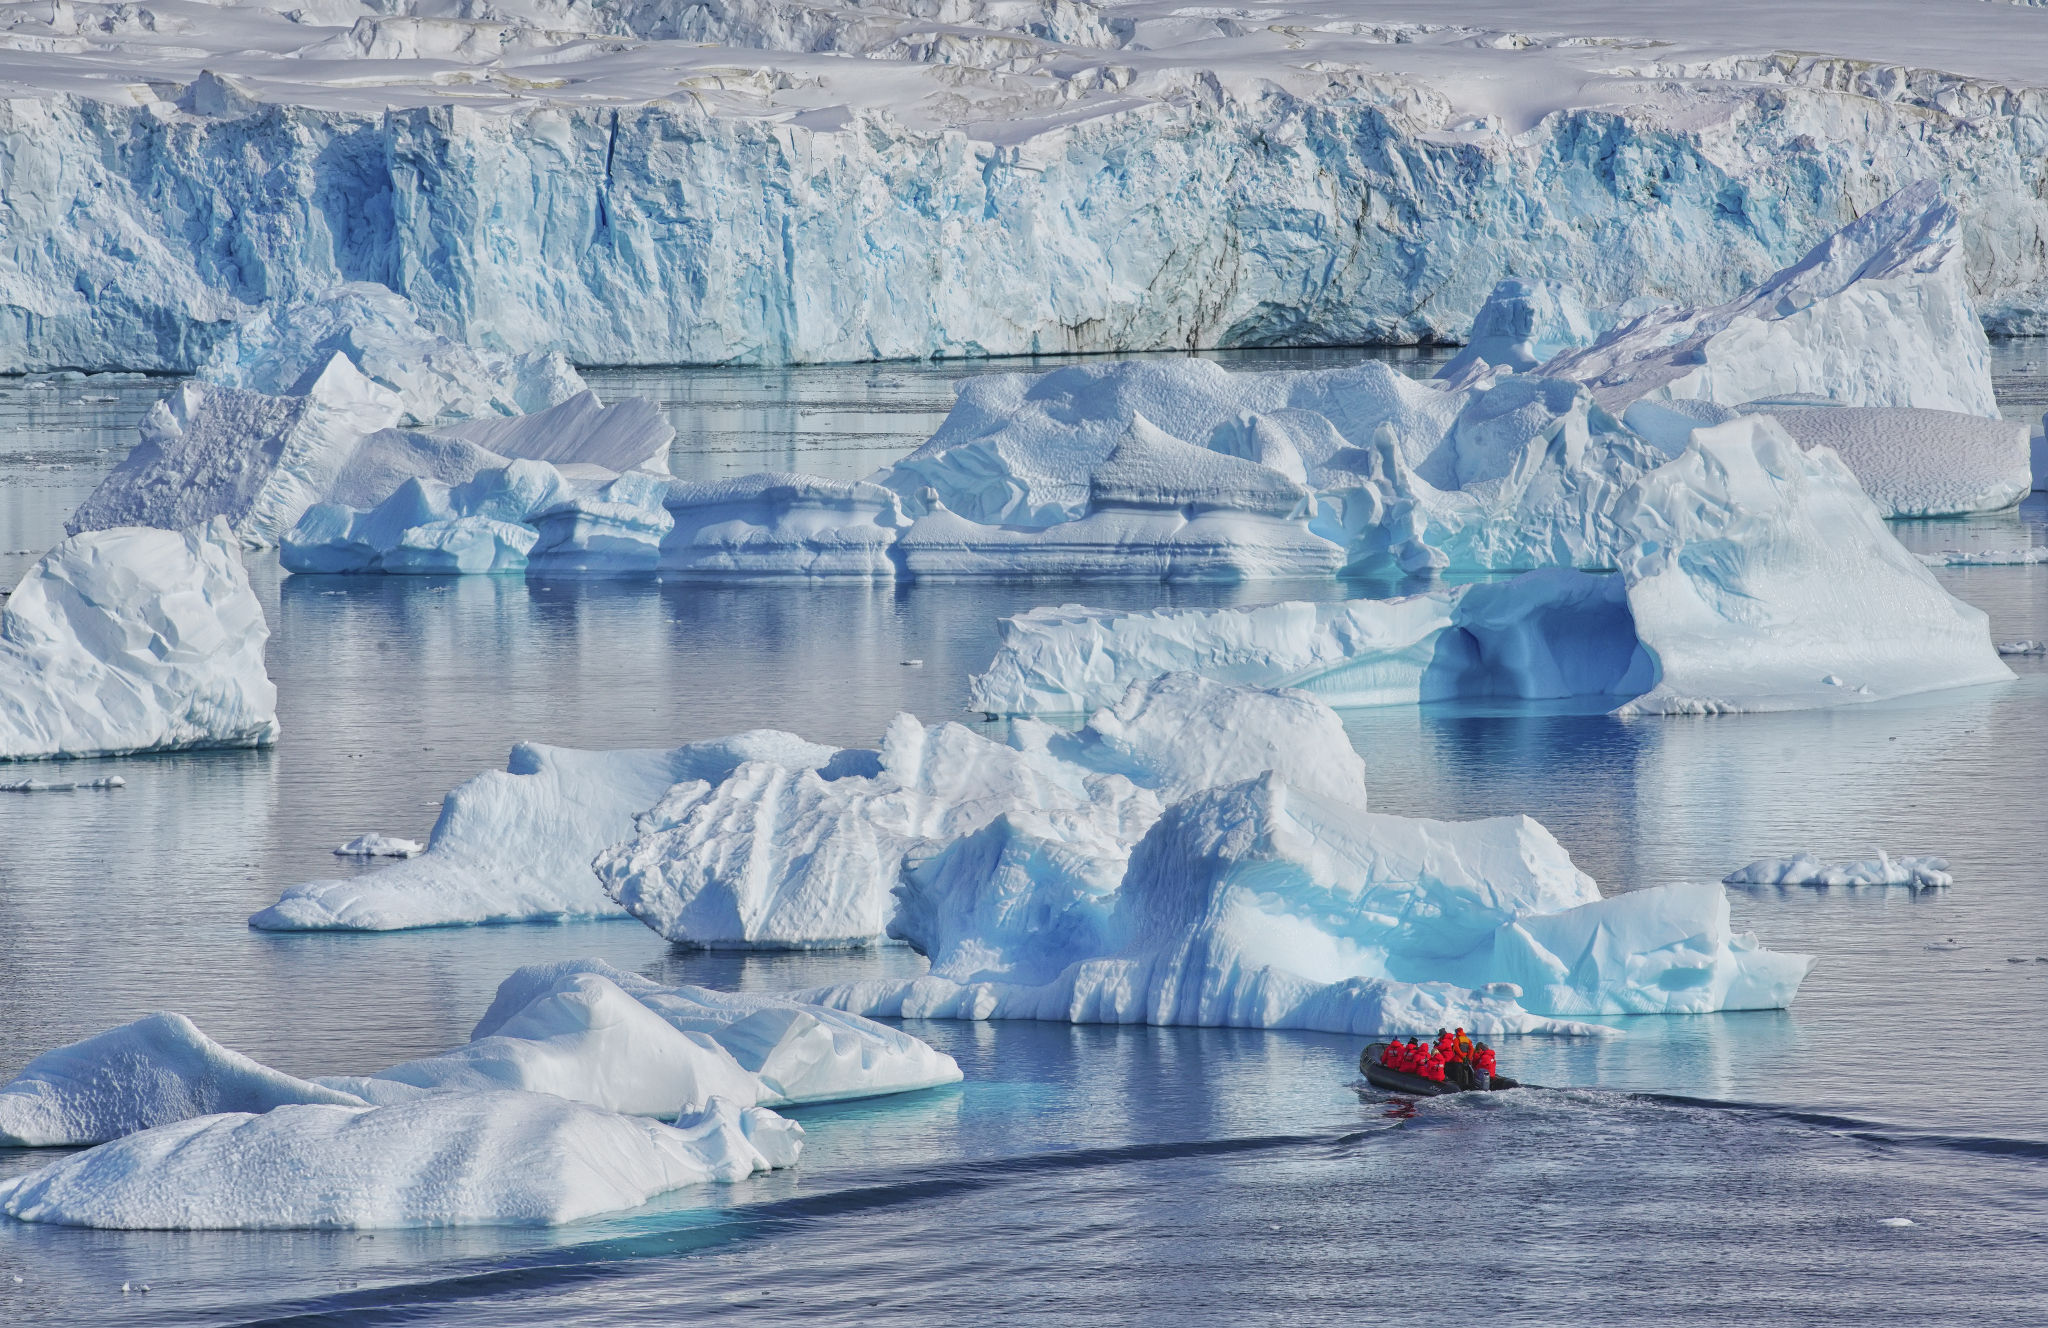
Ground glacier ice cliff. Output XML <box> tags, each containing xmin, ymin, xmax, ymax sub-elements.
<box><xmin>0</xmin><ymin>519</ymin><xmax>279</xmax><ymax>760</ymax></box>
<box><xmin>969</xmin><ymin>415</ymin><xmax>2014</xmax><ymax>717</ymax></box>
<box><xmin>9</xmin><ymin>5</ymin><xmax>2048</xmax><ymax>368</ymax></box>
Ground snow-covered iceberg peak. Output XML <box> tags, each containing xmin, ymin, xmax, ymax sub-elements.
<box><xmin>0</xmin><ymin>519</ymin><xmax>279</xmax><ymax>761</ymax></box>
<box><xmin>1542</xmin><ymin>181</ymin><xmax>1997</xmax><ymax>420</ymax></box>
<box><xmin>1616</xmin><ymin>415</ymin><xmax>2014</xmax><ymax>714</ymax></box>
<box><xmin>1432</xmin><ymin>279</ymin><xmax>1602</xmax><ymax>379</ymax></box>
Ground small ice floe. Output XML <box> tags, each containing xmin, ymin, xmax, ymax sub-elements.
<box><xmin>334</xmin><ymin>833</ymin><xmax>424</xmax><ymax>859</ymax></box>
<box><xmin>1724</xmin><ymin>850</ymin><xmax>1951</xmax><ymax>889</ymax></box>
<box><xmin>1918</xmin><ymin>548</ymin><xmax>2048</xmax><ymax>567</ymax></box>
<box><xmin>0</xmin><ymin>776</ymin><xmax>124</xmax><ymax>792</ymax></box>
<box><xmin>1878</xmin><ymin>1217</ymin><xmax>1915</xmax><ymax>1227</ymax></box>
<box><xmin>1997</xmin><ymin>640</ymin><xmax>2047</xmax><ymax>656</ymax></box>
<box><xmin>900</xmin><ymin>659</ymin><xmax>923</xmax><ymax>667</ymax></box>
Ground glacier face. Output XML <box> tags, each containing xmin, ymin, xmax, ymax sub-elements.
<box><xmin>9</xmin><ymin>4</ymin><xmax>2048</xmax><ymax>369</ymax></box>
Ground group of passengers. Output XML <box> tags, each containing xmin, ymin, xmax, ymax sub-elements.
<box><xmin>1379</xmin><ymin>1027</ymin><xmax>1499</xmax><ymax>1091</ymax></box>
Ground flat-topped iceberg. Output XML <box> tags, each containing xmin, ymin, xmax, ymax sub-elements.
<box><xmin>0</xmin><ymin>1091</ymin><xmax>799</xmax><ymax>1230</ymax></box>
<box><xmin>251</xmin><ymin>731</ymin><xmax>839</xmax><ymax>930</ymax></box>
<box><xmin>661</xmin><ymin>473</ymin><xmax>908</xmax><ymax>578</ymax></box>
<box><xmin>596</xmin><ymin>673</ymin><xmax>1366</xmax><ymax>948</ymax></box>
<box><xmin>804</xmin><ymin>773</ymin><xmax>1814</xmax><ymax>1033</ymax></box>
<box><xmin>969</xmin><ymin>418</ymin><xmax>2012</xmax><ymax>717</ymax></box>
<box><xmin>0</xmin><ymin>520</ymin><xmax>279</xmax><ymax>761</ymax></box>
<box><xmin>1724</xmin><ymin>852</ymin><xmax>1952</xmax><ymax>889</ymax></box>
<box><xmin>1760</xmin><ymin>407</ymin><xmax>2028</xmax><ymax>518</ymax></box>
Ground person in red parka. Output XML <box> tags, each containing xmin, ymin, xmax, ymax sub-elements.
<box><xmin>1421</xmin><ymin>1047</ymin><xmax>1446</xmax><ymax>1082</ymax></box>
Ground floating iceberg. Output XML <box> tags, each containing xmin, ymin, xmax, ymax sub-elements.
<box><xmin>594</xmin><ymin>673</ymin><xmax>1366</xmax><ymax>948</ymax></box>
<box><xmin>0</xmin><ymin>520</ymin><xmax>279</xmax><ymax>761</ymax></box>
<box><xmin>969</xmin><ymin>418</ymin><xmax>2011</xmax><ymax>717</ymax></box>
<box><xmin>334</xmin><ymin>833</ymin><xmax>422</xmax><ymax>858</ymax></box>
<box><xmin>0</xmin><ymin>1013</ymin><xmax>364</xmax><ymax>1148</ymax></box>
<box><xmin>251</xmin><ymin>731</ymin><xmax>839</xmax><ymax>930</ymax></box>
<box><xmin>1542</xmin><ymin>181</ymin><xmax>1998</xmax><ymax>421</ymax></box>
<box><xmin>1724</xmin><ymin>852</ymin><xmax>1953</xmax><ymax>889</ymax></box>
<box><xmin>1998</xmin><ymin>640</ymin><xmax>2048</xmax><ymax>656</ymax></box>
<box><xmin>0</xmin><ymin>1091</ymin><xmax>799</xmax><ymax>1230</ymax></box>
<box><xmin>1614</xmin><ymin>417</ymin><xmax>2013</xmax><ymax>715</ymax></box>
<box><xmin>661</xmin><ymin>474</ymin><xmax>909</xmax><ymax>578</ymax></box>
<box><xmin>1924</xmin><ymin>548</ymin><xmax>2048</xmax><ymax>568</ymax></box>
<box><xmin>66</xmin><ymin>356</ymin><xmax>404</xmax><ymax>548</ymax></box>
<box><xmin>467</xmin><ymin>960</ymin><xmax>963</xmax><ymax>1106</ymax></box>
<box><xmin>0</xmin><ymin>776</ymin><xmax>123</xmax><ymax>792</ymax></box>
<box><xmin>805</xmin><ymin>773</ymin><xmax>1814</xmax><ymax>1032</ymax></box>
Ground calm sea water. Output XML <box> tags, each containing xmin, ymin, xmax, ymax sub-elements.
<box><xmin>1</xmin><ymin>347</ymin><xmax>2045</xmax><ymax>1324</ymax></box>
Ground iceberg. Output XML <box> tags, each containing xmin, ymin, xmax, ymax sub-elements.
<box><xmin>661</xmin><ymin>473</ymin><xmax>910</xmax><ymax>578</ymax></box>
<box><xmin>1432</xmin><ymin>279</ymin><xmax>1604</xmax><ymax>379</ymax></box>
<box><xmin>0</xmin><ymin>1091</ymin><xmax>799</xmax><ymax>1229</ymax></box>
<box><xmin>1724</xmin><ymin>852</ymin><xmax>1953</xmax><ymax>889</ymax></box>
<box><xmin>1922</xmin><ymin>548</ymin><xmax>2048</xmax><ymax>568</ymax></box>
<box><xmin>805</xmin><ymin>772</ymin><xmax>1813</xmax><ymax>1032</ymax></box>
<box><xmin>65</xmin><ymin>355</ymin><xmax>404</xmax><ymax>548</ymax></box>
<box><xmin>0</xmin><ymin>520</ymin><xmax>279</xmax><ymax>761</ymax></box>
<box><xmin>1745</xmin><ymin>407</ymin><xmax>2026</xmax><ymax>518</ymax></box>
<box><xmin>594</xmin><ymin>673</ymin><xmax>1366</xmax><ymax>948</ymax></box>
<box><xmin>250</xmin><ymin>730</ymin><xmax>839</xmax><ymax>930</ymax></box>
<box><xmin>334</xmin><ymin>833</ymin><xmax>422</xmax><ymax>858</ymax></box>
<box><xmin>1542</xmin><ymin>181</ymin><xmax>1999</xmax><ymax>421</ymax></box>
<box><xmin>0</xmin><ymin>1013</ymin><xmax>365</xmax><ymax>1148</ymax></box>
<box><xmin>969</xmin><ymin>418</ymin><xmax>2011</xmax><ymax>717</ymax></box>
<box><xmin>468</xmin><ymin>959</ymin><xmax>963</xmax><ymax>1105</ymax></box>
<box><xmin>1613</xmin><ymin>416</ymin><xmax>2013</xmax><ymax>715</ymax></box>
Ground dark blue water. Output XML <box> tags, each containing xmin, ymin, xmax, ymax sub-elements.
<box><xmin>2</xmin><ymin>348</ymin><xmax>2046</xmax><ymax>1323</ymax></box>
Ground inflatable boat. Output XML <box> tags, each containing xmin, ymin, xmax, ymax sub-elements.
<box><xmin>1360</xmin><ymin>1042</ymin><xmax>1521</xmax><ymax>1095</ymax></box>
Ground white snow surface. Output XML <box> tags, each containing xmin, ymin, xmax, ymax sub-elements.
<box><xmin>596</xmin><ymin>673</ymin><xmax>1366</xmax><ymax>948</ymax></box>
<box><xmin>1724</xmin><ymin>851</ymin><xmax>1953</xmax><ymax>888</ymax></box>
<box><xmin>968</xmin><ymin>418</ymin><xmax>2011</xmax><ymax>717</ymax></box>
<box><xmin>805</xmin><ymin>772</ymin><xmax>1815</xmax><ymax>1031</ymax></box>
<box><xmin>0</xmin><ymin>520</ymin><xmax>279</xmax><ymax>761</ymax></box>
<box><xmin>1748</xmin><ymin>407</ymin><xmax>2028</xmax><ymax>518</ymax></box>
<box><xmin>14</xmin><ymin>3</ymin><xmax>2048</xmax><ymax>369</ymax></box>
<box><xmin>251</xmin><ymin>730</ymin><xmax>840</xmax><ymax>930</ymax></box>
<box><xmin>0</xmin><ymin>1091</ymin><xmax>798</xmax><ymax>1229</ymax></box>
<box><xmin>0</xmin><ymin>1014</ymin><xmax>365</xmax><ymax>1148</ymax></box>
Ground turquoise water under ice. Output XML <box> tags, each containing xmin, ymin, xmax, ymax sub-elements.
<box><xmin>1</xmin><ymin>347</ymin><xmax>2045</xmax><ymax>1323</ymax></box>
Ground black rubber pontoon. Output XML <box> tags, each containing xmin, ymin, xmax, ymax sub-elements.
<box><xmin>1360</xmin><ymin>1042</ymin><xmax>1521</xmax><ymax>1095</ymax></box>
